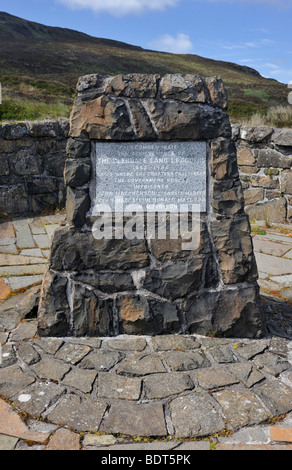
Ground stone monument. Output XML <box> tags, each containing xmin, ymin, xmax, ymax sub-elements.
<box><xmin>37</xmin><ymin>73</ymin><xmax>265</xmax><ymax>338</ymax></box>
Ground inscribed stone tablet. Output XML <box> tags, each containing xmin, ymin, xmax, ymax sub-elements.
<box><xmin>93</xmin><ymin>142</ymin><xmax>207</xmax><ymax>212</ymax></box>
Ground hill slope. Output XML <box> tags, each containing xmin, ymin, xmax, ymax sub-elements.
<box><xmin>0</xmin><ymin>11</ymin><xmax>289</xmax><ymax>122</ymax></box>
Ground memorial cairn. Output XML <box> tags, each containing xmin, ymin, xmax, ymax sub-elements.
<box><xmin>37</xmin><ymin>74</ymin><xmax>265</xmax><ymax>339</ymax></box>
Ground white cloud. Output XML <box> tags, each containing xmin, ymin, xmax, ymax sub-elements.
<box><xmin>197</xmin><ymin>0</ymin><xmax>291</xmax><ymax>7</ymax></box>
<box><xmin>148</xmin><ymin>33</ymin><xmax>194</xmax><ymax>54</ymax></box>
<box><xmin>56</xmin><ymin>0</ymin><xmax>180</xmax><ymax>15</ymax></box>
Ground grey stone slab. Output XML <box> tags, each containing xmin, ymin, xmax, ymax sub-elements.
<box><xmin>29</xmin><ymin>219</ymin><xmax>46</xmax><ymax>235</ymax></box>
<box><xmin>255</xmin><ymin>253</ymin><xmax>292</xmax><ymax>275</ymax></box>
<box><xmin>258</xmin><ymin>278</ymin><xmax>283</xmax><ymax>292</ymax></box>
<box><xmin>41</xmin><ymin>249</ymin><xmax>50</xmax><ymax>258</ymax></box>
<box><xmin>20</xmin><ymin>248</ymin><xmax>44</xmax><ymax>258</ymax></box>
<box><xmin>33</xmin><ymin>234</ymin><xmax>51</xmax><ymax>249</ymax></box>
<box><xmin>11</xmin><ymin>321</ymin><xmax>38</xmax><ymax>342</ymax></box>
<box><xmin>176</xmin><ymin>441</ymin><xmax>211</xmax><ymax>450</ymax></box>
<box><xmin>0</xmin><ymin>265</ymin><xmax>47</xmax><ymax>276</ymax></box>
<box><xmin>270</xmin><ymin>275</ymin><xmax>292</xmax><ymax>287</ymax></box>
<box><xmin>196</xmin><ymin>367</ymin><xmax>239</xmax><ymax>390</ymax></box>
<box><xmin>253</xmin><ymin>351</ymin><xmax>291</xmax><ymax>377</ymax></box>
<box><xmin>217</xmin><ymin>426</ymin><xmax>270</xmax><ymax>445</ymax></box>
<box><xmin>212</xmin><ymin>389</ymin><xmax>268</xmax><ymax>430</ymax></box>
<box><xmin>43</xmin><ymin>224</ymin><xmax>59</xmax><ymax>239</ymax></box>
<box><xmin>0</xmin><ymin>364</ymin><xmax>35</xmax><ymax>398</ymax></box>
<box><xmin>66</xmin><ymin>337</ymin><xmax>102</xmax><ymax>349</ymax></box>
<box><xmin>264</xmin><ymin>233</ymin><xmax>292</xmax><ymax>244</ymax></box>
<box><xmin>13</xmin><ymin>381</ymin><xmax>65</xmax><ymax>417</ymax></box>
<box><xmin>82</xmin><ymin>434</ymin><xmax>117</xmax><ymax>447</ymax></box>
<box><xmin>94</xmin><ymin>141</ymin><xmax>207</xmax><ymax>212</ymax></box>
<box><xmin>0</xmin><ymin>435</ymin><xmax>19</xmax><ymax>450</ymax></box>
<box><xmin>101</xmin><ymin>401</ymin><xmax>167</xmax><ymax>437</ymax></box>
<box><xmin>151</xmin><ymin>335</ymin><xmax>201</xmax><ymax>351</ymax></box>
<box><xmin>161</xmin><ymin>350</ymin><xmax>211</xmax><ymax>372</ymax></box>
<box><xmin>143</xmin><ymin>372</ymin><xmax>194</xmax><ymax>399</ymax></box>
<box><xmin>13</xmin><ymin>219</ymin><xmax>35</xmax><ymax>249</ymax></box>
<box><xmin>0</xmin><ymin>238</ymin><xmax>16</xmax><ymax>246</ymax></box>
<box><xmin>169</xmin><ymin>392</ymin><xmax>225</xmax><ymax>438</ymax></box>
<box><xmin>269</xmin><ymin>337</ymin><xmax>289</xmax><ymax>358</ymax></box>
<box><xmin>46</xmin><ymin>394</ymin><xmax>107</xmax><ymax>432</ymax></box>
<box><xmin>208</xmin><ymin>344</ymin><xmax>238</xmax><ymax>363</ymax></box>
<box><xmin>97</xmin><ymin>372</ymin><xmax>142</xmax><ymax>400</ymax></box>
<box><xmin>16</xmin><ymin>342</ymin><xmax>40</xmax><ymax>366</ymax></box>
<box><xmin>234</xmin><ymin>342</ymin><xmax>268</xmax><ymax>360</ymax></box>
<box><xmin>55</xmin><ymin>343</ymin><xmax>91</xmax><ymax>365</ymax></box>
<box><xmin>115</xmin><ymin>353</ymin><xmax>166</xmax><ymax>377</ymax></box>
<box><xmin>226</xmin><ymin>363</ymin><xmax>265</xmax><ymax>388</ymax></box>
<box><xmin>0</xmin><ymin>254</ymin><xmax>46</xmax><ymax>266</ymax></box>
<box><xmin>32</xmin><ymin>338</ymin><xmax>64</xmax><ymax>355</ymax></box>
<box><xmin>285</xmin><ymin>249</ymin><xmax>292</xmax><ymax>259</ymax></box>
<box><xmin>0</xmin><ymin>244</ymin><xmax>18</xmax><ymax>254</ymax></box>
<box><xmin>253</xmin><ymin>237</ymin><xmax>291</xmax><ymax>257</ymax></box>
<box><xmin>104</xmin><ymin>336</ymin><xmax>147</xmax><ymax>351</ymax></box>
<box><xmin>31</xmin><ymin>357</ymin><xmax>71</xmax><ymax>382</ymax></box>
<box><xmin>80</xmin><ymin>350</ymin><xmax>125</xmax><ymax>371</ymax></box>
<box><xmin>62</xmin><ymin>369</ymin><xmax>97</xmax><ymax>394</ymax></box>
<box><xmin>254</xmin><ymin>382</ymin><xmax>292</xmax><ymax>416</ymax></box>
<box><xmin>7</xmin><ymin>274</ymin><xmax>44</xmax><ymax>291</ymax></box>
<box><xmin>0</xmin><ymin>343</ymin><xmax>17</xmax><ymax>368</ymax></box>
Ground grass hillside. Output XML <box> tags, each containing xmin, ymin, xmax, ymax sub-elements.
<box><xmin>0</xmin><ymin>11</ymin><xmax>289</xmax><ymax>124</ymax></box>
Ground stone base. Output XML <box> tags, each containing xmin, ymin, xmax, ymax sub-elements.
<box><xmin>37</xmin><ymin>225</ymin><xmax>265</xmax><ymax>340</ymax></box>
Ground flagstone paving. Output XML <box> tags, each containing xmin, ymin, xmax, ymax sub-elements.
<box><xmin>0</xmin><ymin>215</ymin><xmax>292</xmax><ymax>450</ymax></box>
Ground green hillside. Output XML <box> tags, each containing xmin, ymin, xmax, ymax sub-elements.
<box><xmin>0</xmin><ymin>11</ymin><xmax>289</xmax><ymax>123</ymax></box>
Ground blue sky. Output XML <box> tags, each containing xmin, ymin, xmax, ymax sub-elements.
<box><xmin>2</xmin><ymin>0</ymin><xmax>292</xmax><ymax>84</ymax></box>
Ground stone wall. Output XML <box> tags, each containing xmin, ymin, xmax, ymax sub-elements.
<box><xmin>232</xmin><ymin>125</ymin><xmax>292</xmax><ymax>224</ymax></box>
<box><xmin>1</xmin><ymin>117</ymin><xmax>291</xmax><ymax>226</ymax></box>
<box><xmin>37</xmin><ymin>73</ymin><xmax>265</xmax><ymax>339</ymax></box>
<box><xmin>0</xmin><ymin>119</ymin><xmax>69</xmax><ymax>217</ymax></box>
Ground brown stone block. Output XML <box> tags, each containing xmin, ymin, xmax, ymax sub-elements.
<box><xmin>237</xmin><ymin>147</ymin><xmax>256</xmax><ymax>166</ymax></box>
<box><xmin>69</xmin><ymin>95</ymin><xmax>135</xmax><ymax>139</ymax></box>
<box><xmin>211</xmin><ymin>138</ymin><xmax>239</xmax><ymax>181</ymax></box>
<box><xmin>246</xmin><ymin>197</ymin><xmax>287</xmax><ymax>224</ymax></box>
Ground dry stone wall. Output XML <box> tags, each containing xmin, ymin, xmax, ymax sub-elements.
<box><xmin>232</xmin><ymin>124</ymin><xmax>292</xmax><ymax>224</ymax></box>
<box><xmin>0</xmin><ymin>119</ymin><xmax>69</xmax><ymax>217</ymax></box>
<box><xmin>0</xmin><ymin>117</ymin><xmax>291</xmax><ymax>227</ymax></box>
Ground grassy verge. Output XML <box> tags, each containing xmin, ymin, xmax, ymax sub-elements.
<box><xmin>234</xmin><ymin>105</ymin><xmax>292</xmax><ymax>128</ymax></box>
<box><xmin>0</xmin><ymin>97</ymin><xmax>71</xmax><ymax>122</ymax></box>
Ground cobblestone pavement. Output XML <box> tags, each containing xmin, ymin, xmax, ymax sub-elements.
<box><xmin>0</xmin><ymin>215</ymin><xmax>292</xmax><ymax>451</ymax></box>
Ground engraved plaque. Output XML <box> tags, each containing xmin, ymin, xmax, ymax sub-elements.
<box><xmin>93</xmin><ymin>141</ymin><xmax>207</xmax><ymax>212</ymax></box>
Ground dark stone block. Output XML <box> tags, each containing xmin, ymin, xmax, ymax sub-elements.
<box><xmin>66</xmin><ymin>187</ymin><xmax>91</xmax><ymax>228</ymax></box>
<box><xmin>50</xmin><ymin>226</ymin><xmax>149</xmax><ymax>272</ymax></box>
<box><xmin>143</xmin><ymin>258</ymin><xmax>205</xmax><ymax>300</ymax></box>
<box><xmin>72</xmin><ymin>271</ymin><xmax>135</xmax><ymax>293</ymax></box>
<box><xmin>66</xmin><ymin>137</ymin><xmax>91</xmax><ymax>159</ymax></box>
<box><xmin>64</xmin><ymin>159</ymin><xmax>91</xmax><ymax>187</ymax></box>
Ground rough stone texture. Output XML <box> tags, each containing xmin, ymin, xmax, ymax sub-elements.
<box><xmin>101</xmin><ymin>401</ymin><xmax>167</xmax><ymax>437</ymax></box>
<box><xmin>1</xmin><ymin>321</ymin><xmax>292</xmax><ymax>444</ymax></box>
<box><xmin>46</xmin><ymin>394</ymin><xmax>107</xmax><ymax>432</ymax></box>
<box><xmin>0</xmin><ymin>119</ymin><xmax>68</xmax><ymax>217</ymax></box>
<box><xmin>37</xmin><ymin>73</ymin><xmax>264</xmax><ymax>339</ymax></box>
<box><xmin>169</xmin><ymin>392</ymin><xmax>225</xmax><ymax>438</ymax></box>
<box><xmin>233</xmin><ymin>125</ymin><xmax>292</xmax><ymax>223</ymax></box>
<box><xmin>213</xmin><ymin>389</ymin><xmax>268</xmax><ymax>430</ymax></box>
